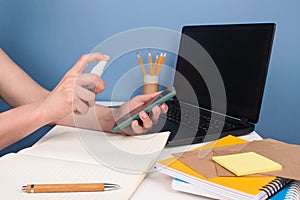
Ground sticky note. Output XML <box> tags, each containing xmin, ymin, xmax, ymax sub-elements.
<box><xmin>212</xmin><ymin>152</ymin><xmax>282</xmax><ymax>176</ymax></box>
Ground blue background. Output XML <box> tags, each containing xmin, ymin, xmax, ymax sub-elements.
<box><xmin>0</xmin><ymin>0</ymin><xmax>299</xmax><ymax>155</ymax></box>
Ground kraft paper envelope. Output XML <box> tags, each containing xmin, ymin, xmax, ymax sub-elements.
<box><xmin>173</xmin><ymin>139</ymin><xmax>300</xmax><ymax>180</ymax></box>
<box><xmin>212</xmin><ymin>139</ymin><xmax>282</xmax><ymax>177</ymax></box>
<box><xmin>172</xmin><ymin>142</ymin><xmax>250</xmax><ymax>178</ymax></box>
<box><xmin>214</xmin><ymin>140</ymin><xmax>300</xmax><ymax>180</ymax></box>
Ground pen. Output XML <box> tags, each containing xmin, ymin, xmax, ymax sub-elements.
<box><xmin>22</xmin><ymin>183</ymin><xmax>120</xmax><ymax>193</ymax></box>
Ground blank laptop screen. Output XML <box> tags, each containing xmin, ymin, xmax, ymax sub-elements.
<box><xmin>174</xmin><ymin>23</ymin><xmax>275</xmax><ymax>123</ymax></box>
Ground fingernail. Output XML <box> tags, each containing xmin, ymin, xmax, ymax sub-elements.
<box><xmin>141</xmin><ymin>112</ymin><xmax>148</xmax><ymax>119</ymax></box>
<box><xmin>133</xmin><ymin>120</ymin><xmax>138</xmax><ymax>126</ymax></box>
<box><xmin>154</xmin><ymin>106</ymin><xmax>160</xmax><ymax>113</ymax></box>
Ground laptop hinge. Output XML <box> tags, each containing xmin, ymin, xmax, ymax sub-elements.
<box><xmin>241</xmin><ymin>117</ymin><xmax>248</xmax><ymax>124</ymax></box>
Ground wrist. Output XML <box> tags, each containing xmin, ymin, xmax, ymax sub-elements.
<box><xmin>95</xmin><ymin>106</ymin><xmax>116</xmax><ymax>132</ymax></box>
<box><xmin>36</xmin><ymin>99</ymin><xmax>61</xmax><ymax>125</ymax></box>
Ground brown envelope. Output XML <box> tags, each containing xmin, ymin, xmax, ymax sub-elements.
<box><xmin>172</xmin><ymin>142</ymin><xmax>250</xmax><ymax>178</ymax></box>
<box><xmin>173</xmin><ymin>139</ymin><xmax>300</xmax><ymax>180</ymax></box>
<box><xmin>213</xmin><ymin>139</ymin><xmax>283</xmax><ymax>177</ymax></box>
<box><xmin>214</xmin><ymin>140</ymin><xmax>300</xmax><ymax>180</ymax></box>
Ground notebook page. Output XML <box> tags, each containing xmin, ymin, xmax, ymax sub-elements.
<box><xmin>19</xmin><ymin>126</ymin><xmax>170</xmax><ymax>172</ymax></box>
<box><xmin>19</xmin><ymin>130</ymin><xmax>98</xmax><ymax>164</ymax></box>
<box><xmin>0</xmin><ymin>154</ymin><xmax>144</xmax><ymax>200</ymax></box>
<box><xmin>78</xmin><ymin>129</ymin><xmax>170</xmax><ymax>173</ymax></box>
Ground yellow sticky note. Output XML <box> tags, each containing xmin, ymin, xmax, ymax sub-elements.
<box><xmin>212</xmin><ymin>152</ymin><xmax>282</xmax><ymax>176</ymax></box>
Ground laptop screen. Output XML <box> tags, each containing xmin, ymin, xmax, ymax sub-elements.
<box><xmin>174</xmin><ymin>23</ymin><xmax>275</xmax><ymax>123</ymax></box>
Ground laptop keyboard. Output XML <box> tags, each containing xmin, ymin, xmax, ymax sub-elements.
<box><xmin>166</xmin><ymin>100</ymin><xmax>250</xmax><ymax>134</ymax></box>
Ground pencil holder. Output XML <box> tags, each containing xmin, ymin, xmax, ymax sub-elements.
<box><xmin>143</xmin><ymin>75</ymin><xmax>159</xmax><ymax>94</ymax></box>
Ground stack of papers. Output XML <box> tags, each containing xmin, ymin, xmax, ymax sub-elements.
<box><xmin>155</xmin><ymin>135</ymin><xmax>300</xmax><ymax>200</ymax></box>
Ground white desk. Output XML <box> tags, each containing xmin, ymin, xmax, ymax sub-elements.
<box><xmin>34</xmin><ymin>118</ymin><xmax>261</xmax><ymax>199</ymax></box>
<box><xmin>92</xmin><ymin>102</ymin><xmax>262</xmax><ymax>199</ymax></box>
<box><xmin>28</xmin><ymin>102</ymin><xmax>262</xmax><ymax>200</ymax></box>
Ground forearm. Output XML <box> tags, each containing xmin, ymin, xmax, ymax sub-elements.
<box><xmin>0</xmin><ymin>101</ymin><xmax>54</xmax><ymax>150</ymax></box>
<box><xmin>55</xmin><ymin>105</ymin><xmax>116</xmax><ymax>132</ymax></box>
<box><xmin>0</xmin><ymin>48</ymin><xmax>50</xmax><ymax>107</ymax></box>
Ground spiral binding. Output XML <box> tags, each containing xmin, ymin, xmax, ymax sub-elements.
<box><xmin>259</xmin><ymin>177</ymin><xmax>291</xmax><ymax>198</ymax></box>
<box><xmin>284</xmin><ymin>181</ymin><xmax>300</xmax><ymax>200</ymax></box>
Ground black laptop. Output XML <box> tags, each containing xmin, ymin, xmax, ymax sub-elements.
<box><xmin>158</xmin><ymin>23</ymin><xmax>275</xmax><ymax>146</ymax></box>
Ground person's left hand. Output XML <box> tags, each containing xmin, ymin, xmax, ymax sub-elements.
<box><xmin>114</xmin><ymin>92</ymin><xmax>168</xmax><ymax>135</ymax></box>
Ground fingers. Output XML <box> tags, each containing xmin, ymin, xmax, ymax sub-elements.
<box><xmin>73</xmin><ymin>73</ymin><xmax>106</xmax><ymax>115</ymax></box>
<box><xmin>129</xmin><ymin>103</ymin><xmax>168</xmax><ymax>134</ymax></box>
<box><xmin>150</xmin><ymin>106</ymin><xmax>161</xmax><ymax>124</ymax></box>
<box><xmin>77</xmin><ymin>73</ymin><xmax>106</xmax><ymax>94</ymax></box>
<box><xmin>129</xmin><ymin>111</ymin><xmax>153</xmax><ymax>134</ymax></box>
<box><xmin>130</xmin><ymin>120</ymin><xmax>144</xmax><ymax>134</ymax></box>
<box><xmin>128</xmin><ymin>92</ymin><xmax>160</xmax><ymax>111</ymax></box>
<box><xmin>69</xmin><ymin>52</ymin><xmax>110</xmax><ymax>75</ymax></box>
<box><xmin>94</xmin><ymin>80</ymin><xmax>106</xmax><ymax>94</ymax></box>
<box><xmin>73</xmin><ymin>95</ymin><xmax>91</xmax><ymax>115</ymax></box>
<box><xmin>139</xmin><ymin>111</ymin><xmax>153</xmax><ymax>129</ymax></box>
<box><xmin>48</xmin><ymin>52</ymin><xmax>109</xmax><ymax>118</ymax></box>
<box><xmin>76</xmin><ymin>86</ymin><xmax>96</xmax><ymax>107</ymax></box>
<box><xmin>160</xmin><ymin>103</ymin><xmax>168</xmax><ymax>114</ymax></box>
<box><xmin>73</xmin><ymin>85</ymin><xmax>95</xmax><ymax>115</ymax></box>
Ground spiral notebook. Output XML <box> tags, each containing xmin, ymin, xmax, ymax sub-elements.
<box><xmin>156</xmin><ymin>135</ymin><xmax>291</xmax><ymax>200</ymax></box>
<box><xmin>270</xmin><ymin>180</ymin><xmax>300</xmax><ymax>200</ymax></box>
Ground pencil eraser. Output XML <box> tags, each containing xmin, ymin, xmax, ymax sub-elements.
<box><xmin>90</xmin><ymin>60</ymin><xmax>108</xmax><ymax>77</ymax></box>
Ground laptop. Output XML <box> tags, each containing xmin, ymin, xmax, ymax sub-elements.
<box><xmin>159</xmin><ymin>23</ymin><xmax>276</xmax><ymax>146</ymax></box>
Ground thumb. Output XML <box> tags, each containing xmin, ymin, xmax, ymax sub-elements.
<box><xmin>68</xmin><ymin>52</ymin><xmax>110</xmax><ymax>75</ymax></box>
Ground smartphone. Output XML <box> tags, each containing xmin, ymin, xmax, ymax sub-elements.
<box><xmin>112</xmin><ymin>87</ymin><xmax>176</xmax><ymax>133</ymax></box>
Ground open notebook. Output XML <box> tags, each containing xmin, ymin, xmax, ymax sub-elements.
<box><xmin>0</xmin><ymin>125</ymin><xmax>170</xmax><ymax>200</ymax></box>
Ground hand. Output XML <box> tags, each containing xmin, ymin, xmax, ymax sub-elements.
<box><xmin>114</xmin><ymin>93</ymin><xmax>168</xmax><ymax>135</ymax></box>
<box><xmin>41</xmin><ymin>52</ymin><xmax>109</xmax><ymax>122</ymax></box>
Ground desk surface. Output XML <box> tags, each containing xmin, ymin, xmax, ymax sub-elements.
<box><xmin>36</xmin><ymin>125</ymin><xmax>261</xmax><ymax>200</ymax></box>
<box><xmin>32</xmin><ymin>102</ymin><xmax>262</xmax><ymax>199</ymax></box>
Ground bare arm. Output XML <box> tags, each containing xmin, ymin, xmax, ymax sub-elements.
<box><xmin>0</xmin><ymin>49</ymin><xmax>49</xmax><ymax>106</ymax></box>
<box><xmin>0</xmin><ymin>49</ymin><xmax>51</xmax><ymax>148</ymax></box>
<box><xmin>0</xmin><ymin>50</ymin><xmax>108</xmax><ymax>149</ymax></box>
<box><xmin>0</xmin><ymin>49</ymin><xmax>167</xmax><ymax>150</ymax></box>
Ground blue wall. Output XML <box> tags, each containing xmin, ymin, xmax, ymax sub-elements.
<box><xmin>0</xmin><ymin>0</ymin><xmax>300</xmax><ymax>154</ymax></box>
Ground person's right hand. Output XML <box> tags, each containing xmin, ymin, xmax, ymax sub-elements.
<box><xmin>41</xmin><ymin>52</ymin><xmax>109</xmax><ymax>122</ymax></box>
